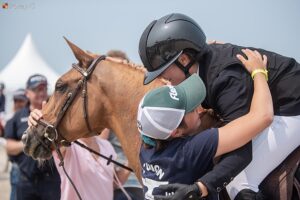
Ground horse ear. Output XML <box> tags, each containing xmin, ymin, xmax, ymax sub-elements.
<box><xmin>85</xmin><ymin>50</ymin><xmax>100</xmax><ymax>58</ymax></box>
<box><xmin>63</xmin><ymin>37</ymin><xmax>93</xmax><ymax>68</ymax></box>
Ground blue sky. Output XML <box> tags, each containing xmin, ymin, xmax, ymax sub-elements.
<box><xmin>1</xmin><ymin>0</ymin><xmax>300</xmax><ymax>75</ymax></box>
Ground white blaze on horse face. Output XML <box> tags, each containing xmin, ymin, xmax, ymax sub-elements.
<box><xmin>167</xmin><ymin>85</ymin><xmax>179</xmax><ymax>101</ymax></box>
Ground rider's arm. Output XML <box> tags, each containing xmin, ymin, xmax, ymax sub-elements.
<box><xmin>215</xmin><ymin>49</ymin><xmax>273</xmax><ymax>157</ymax></box>
<box><xmin>198</xmin><ymin>66</ymin><xmax>254</xmax><ymax>194</ymax></box>
<box><xmin>198</xmin><ymin>51</ymin><xmax>268</xmax><ymax>195</ymax></box>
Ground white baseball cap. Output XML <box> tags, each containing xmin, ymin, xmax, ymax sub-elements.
<box><xmin>137</xmin><ymin>74</ymin><xmax>206</xmax><ymax>140</ymax></box>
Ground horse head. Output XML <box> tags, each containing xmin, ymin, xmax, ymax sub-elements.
<box><xmin>22</xmin><ymin>38</ymin><xmax>112</xmax><ymax>160</ymax></box>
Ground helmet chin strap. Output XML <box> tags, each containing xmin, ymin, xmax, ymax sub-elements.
<box><xmin>174</xmin><ymin>58</ymin><xmax>196</xmax><ymax>78</ymax></box>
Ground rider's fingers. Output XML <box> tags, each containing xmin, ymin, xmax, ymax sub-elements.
<box><xmin>244</xmin><ymin>49</ymin><xmax>256</xmax><ymax>58</ymax></box>
<box><xmin>106</xmin><ymin>56</ymin><xmax>123</xmax><ymax>63</ymax></box>
<box><xmin>253</xmin><ymin>50</ymin><xmax>262</xmax><ymax>60</ymax></box>
<box><xmin>241</xmin><ymin>49</ymin><xmax>251</xmax><ymax>60</ymax></box>
<box><xmin>263</xmin><ymin>55</ymin><xmax>268</xmax><ymax>68</ymax></box>
<box><xmin>236</xmin><ymin>54</ymin><xmax>247</xmax><ymax>66</ymax></box>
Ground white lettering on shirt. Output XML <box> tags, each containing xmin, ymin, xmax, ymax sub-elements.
<box><xmin>21</xmin><ymin>117</ymin><xmax>28</xmax><ymax>123</ymax></box>
<box><xmin>143</xmin><ymin>163</ymin><xmax>165</xmax><ymax>180</ymax></box>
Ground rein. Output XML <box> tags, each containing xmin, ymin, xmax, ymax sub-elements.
<box><xmin>35</xmin><ymin>56</ymin><xmax>133</xmax><ymax>200</ymax></box>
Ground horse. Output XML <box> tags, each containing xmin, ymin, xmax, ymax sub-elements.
<box><xmin>22</xmin><ymin>38</ymin><xmax>299</xmax><ymax>200</ymax></box>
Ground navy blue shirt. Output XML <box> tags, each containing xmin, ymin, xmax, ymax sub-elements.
<box><xmin>4</xmin><ymin>107</ymin><xmax>30</xmax><ymax>164</ymax></box>
<box><xmin>4</xmin><ymin>106</ymin><xmax>60</xmax><ymax>181</ymax></box>
<box><xmin>0</xmin><ymin>94</ymin><xmax>5</xmax><ymax>112</ymax></box>
<box><xmin>140</xmin><ymin>128</ymin><xmax>219</xmax><ymax>200</ymax></box>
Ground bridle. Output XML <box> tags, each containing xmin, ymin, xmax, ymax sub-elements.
<box><xmin>35</xmin><ymin>56</ymin><xmax>105</xmax><ymax>200</ymax></box>
<box><xmin>42</xmin><ymin>55</ymin><xmax>106</xmax><ymax>145</ymax></box>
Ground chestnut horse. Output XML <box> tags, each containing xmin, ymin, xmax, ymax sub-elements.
<box><xmin>22</xmin><ymin>39</ymin><xmax>299</xmax><ymax>200</ymax></box>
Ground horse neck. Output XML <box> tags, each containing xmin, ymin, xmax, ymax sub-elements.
<box><xmin>95</xmin><ymin>60</ymin><xmax>164</xmax><ymax>179</ymax></box>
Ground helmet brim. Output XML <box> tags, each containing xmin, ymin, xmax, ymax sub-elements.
<box><xmin>143</xmin><ymin>50</ymin><xmax>183</xmax><ymax>85</ymax></box>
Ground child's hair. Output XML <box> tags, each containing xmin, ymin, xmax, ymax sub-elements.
<box><xmin>142</xmin><ymin>118</ymin><xmax>188</xmax><ymax>151</ymax></box>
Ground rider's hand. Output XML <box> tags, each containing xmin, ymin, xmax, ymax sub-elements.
<box><xmin>154</xmin><ymin>183</ymin><xmax>202</xmax><ymax>200</ymax></box>
<box><xmin>106</xmin><ymin>56</ymin><xmax>129</xmax><ymax>65</ymax></box>
<box><xmin>237</xmin><ymin>49</ymin><xmax>267</xmax><ymax>74</ymax></box>
<box><xmin>28</xmin><ymin>101</ymin><xmax>46</xmax><ymax>127</ymax></box>
<box><xmin>207</xmin><ymin>40</ymin><xmax>224</xmax><ymax>45</ymax></box>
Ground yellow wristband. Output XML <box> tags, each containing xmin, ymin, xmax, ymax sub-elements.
<box><xmin>251</xmin><ymin>69</ymin><xmax>268</xmax><ymax>81</ymax></box>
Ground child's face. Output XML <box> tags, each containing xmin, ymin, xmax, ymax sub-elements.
<box><xmin>180</xmin><ymin>106</ymin><xmax>203</xmax><ymax>136</ymax></box>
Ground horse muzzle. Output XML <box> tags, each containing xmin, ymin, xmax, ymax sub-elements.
<box><xmin>22</xmin><ymin>126</ymin><xmax>53</xmax><ymax>160</ymax></box>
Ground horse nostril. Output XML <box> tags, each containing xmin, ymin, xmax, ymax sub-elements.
<box><xmin>21</xmin><ymin>132</ymin><xmax>28</xmax><ymax>144</ymax></box>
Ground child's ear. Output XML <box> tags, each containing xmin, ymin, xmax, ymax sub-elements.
<box><xmin>171</xmin><ymin>128</ymin><xmax>183</xmax><ymax>138</ymax></box>
<box><xmin>196</xmin><ymin>106</ymin><xmax>206</xmax><ymax>114</ymax></box>
<box><xmin>178</xmin><ymin>53</ymin><xmax>190</xmax><ymax>66</ymax></box>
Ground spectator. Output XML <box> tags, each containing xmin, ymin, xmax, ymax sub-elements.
<box><xmin>4</xmin><ymin>88</ymin><xmax>28</xmax><ymax>200</ymax></box>
<box><xmin>12</xmin><ymin>89</ymin><xmax>28</xmax><ymax>113</ymax></box>
<box><xmin>0</xmin><ymin>82</ymin><xmax>6</xmax><ymax>135</ymax></box>
<box><xmin>0</xmin><ymin>82</ymin><xmax>6</xmax><ymax>113</ymax></box>
<box><xmin>4</xmin><ymin>74</ymin><xmax>61</xmax><ymax>200</ymax></box>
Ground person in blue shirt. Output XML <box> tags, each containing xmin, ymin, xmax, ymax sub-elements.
<box><xmin>137</xmin><ymin>50</ymin><xmax>273</xmax><ymax>200</ymax></box>
<box><xmin>0</xmin><ymin>82</ymin><xmax>6</xmax><ymax>113</ymax></box>
<box><xmin>4</xmin><ymin>88</ymin><xmax>28</xmax><ymax>200</ymax></box>
<box><xmin>5</xmin><ymin>74</ymin><xmax>60</xmax><ymax>200</ymax></box>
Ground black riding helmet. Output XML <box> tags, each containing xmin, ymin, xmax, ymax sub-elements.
<box><xmin>139</xmin><ymin>13</ymin><xmax>208</xmax><ymax>85</ymax></box>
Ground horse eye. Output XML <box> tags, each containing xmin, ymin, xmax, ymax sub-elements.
<box><xmin>55</xmin><ymin>81</ymin><xmax>67</xmax><ymax>92</ymax></box>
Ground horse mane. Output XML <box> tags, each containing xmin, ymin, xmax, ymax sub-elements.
<box><xmin>86</xmin><ymin>51</ymin><xmax>170</xmax><ymax>85</ymax></box>
<box><xmin>118</xmin><ymin>60</ymin><xmax>170</xmax><ymax>85</ymax></box>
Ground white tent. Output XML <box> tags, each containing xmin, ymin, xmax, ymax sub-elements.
<box><xmin>0</xmin><ymin>33</ymin><xmax>59</xmax><ymax>92</ymax></box>
<box><xmin>0</xmin><ymin>34</ymin><xmax>60</xmax><ymax>115</ymax></box>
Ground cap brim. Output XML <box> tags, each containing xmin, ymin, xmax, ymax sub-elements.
<box><xmin>14</xmin><ymin>96</ymin><xmax>28</xmax><ymax>101</ymax></box>
<box><xmin>176</xmin><ymin>74</ymin><xmax>206</xmax><ymax>113</ymax></box>
<box><xmin>143</xmin><ymin>51</ymin><xmax>183</xmax><ymax>85</ymax></box>
<box><xmin>27</xmin><ymin>82</ymin><xmax>47</xmax><ymax>90</ymax></box>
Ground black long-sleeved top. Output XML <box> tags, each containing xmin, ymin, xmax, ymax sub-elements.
<box><xmin>198</xmin><ymin>43</ymin><xmax>300</xmax><ymax>194</ymax></box>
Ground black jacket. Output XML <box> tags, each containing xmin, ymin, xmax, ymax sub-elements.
<box><xmin>198</xmin><ymin>43</ymin><xmax>300</xmax><ymax>193</ymax></box>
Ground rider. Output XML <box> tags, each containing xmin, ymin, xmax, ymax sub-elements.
<box><xmin>138</xmin><ymin>50</ymin><xmax>272</xmax><ymax>200</ymax></box>
<box><xmin>138</xmin><ymin>13</ymin><xmax>300</xmax><ymax>199</ymax></box>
